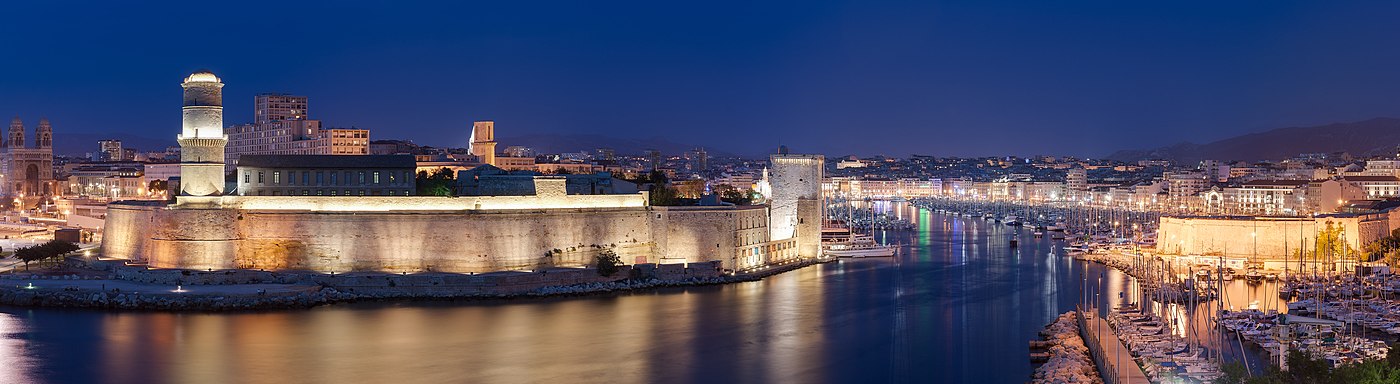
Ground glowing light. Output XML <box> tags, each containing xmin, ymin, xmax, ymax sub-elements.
<box><xmin>183</xmin><ymin>72</ymin><xmax>221</xmax><ymax>83</ymax></box>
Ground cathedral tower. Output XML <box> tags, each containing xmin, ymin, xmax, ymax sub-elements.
<box><xmin>177</xmin><ymin>70</ymin><xmax>228</xmax><ymax>196</ymax></box>
<box><xmin>8</xmin><ymin>117</ymin><xmax>23</xmax><ymax>148</ymax></box>
<box><xmin>35</xmin><ymin>118</ymin><xmax>51</xmax><ymax>148</ymax></box>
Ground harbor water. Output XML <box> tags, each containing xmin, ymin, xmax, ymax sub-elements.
<box><xmin>0</xmin><ymin>206</ymin><xmax>1270</xmax><ymax>383</ymax></box>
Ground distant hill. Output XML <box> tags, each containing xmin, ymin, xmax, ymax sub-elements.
<box><xmin>496</xmin><ymin>133</ymin><xmax>737</xmax><ymax>157</ymax></box>
<box><xmin>1106</xmin><ymin>117</ymin><xmax>1400</xmax><ymax>163</ymax></box>
<box><xmin>54</xmin><ymin>132</ymin><xmax>173</xmax><ymax>157</ymax></box>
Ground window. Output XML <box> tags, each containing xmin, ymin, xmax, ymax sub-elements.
<box><xmin>317</xmin><ymin>190</ymin><xmax>324</xmax><ymax>196</ymax></box>
<box><xmin>302</xmin><ymin>172</ymin><xmax>309</xmax><ymax>185</ymax></box>
<box><xmin>273</xmin><ymin>172</ymin><xmax>281</xmax><ymax>185</ymax></box>
<box><xmin>358</xmin><ymin>190</ymin><xmax>365</xmax><ymax>196</ymax></box>
<box><xmin>330</xmin><ymin>190</ymin><xmax>337</xmax><ymax>196</ymax></box>
<box><xmin>258</xmin><ymin>172</ymin><xmax>265</xmax><ymax>184</ymax></box>
<box><xmin>317</xmin><ymin>171</ymin><xmax>324</xmax><ymax>184</ymax></box>
<box><xmin>243</xmin><ymin>171</ymin><xmax>250</xmax><ymax>183</ymax></box>
<box><xmin>344</xmin><ymin>171</ymin><xmax>352</xmax><ymax>185</ymax></box>
<box><xmin>373</xmin><ymin>171</ymin><xmax>380</xmax><ymax>184</ymax></box>
<box><xmin>358</xmin><ymin>171</ymin><xmax>366</xmax><ymax>185</ymax></box>
<box><xmin>302</xmin><ymin>190</ymin><xmax>309</xmax><ymax>196</ymax></box>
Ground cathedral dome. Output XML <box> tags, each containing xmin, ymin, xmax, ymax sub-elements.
<box><xmin>184</xmin><ymin>70</ymin><xmax>221</xmax><ymax>84</ymax></box>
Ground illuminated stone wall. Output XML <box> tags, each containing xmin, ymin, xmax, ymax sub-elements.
<box><xmin>179</xmin><ymin>192</ymin><xmax>647</xmax><ymax>212</ymax></box>
<box><xmin>1156</xmin><ymin>214</ymin><xmax>1392</xmax><ymax>259</ymax></box>
<box><xmin>102</xmin><ymin>199</ymin><xmax>775</xmax><ymax>273</ymax></box>
<box><xmin>769</xmin><ymin>154</ymin><xmax>824</xmax><ymax>243</ymax></box>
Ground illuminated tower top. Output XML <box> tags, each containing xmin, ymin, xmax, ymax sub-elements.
<box><xmin>180</xmin><ymin>70</ymin><xmax>225</xmax><ymax>140</ymax></box>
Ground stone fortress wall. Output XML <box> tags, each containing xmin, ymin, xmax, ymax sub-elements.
<box><xmin>1156</xmin><ymin>213</ymin><xmax>1393</xmax><ymax>260</ymax></box>
<box><xmin>102</xmin><ymin>167</ymin><xmax>822</xmax><ymax>274</ymax></box>
<box><xmin>103</xmin><ymin>201</ymin><xmax>764</xmax><ymax>273</ymax></box>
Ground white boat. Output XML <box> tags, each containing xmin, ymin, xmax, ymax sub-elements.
<box><xmin>826</xmin><ymin>239</ymin><xmax>898</xmax><ymax>258</ymax></box>
<box><xmin>1004</xmin><ymin>215</ymin><xmax>1022</xmax><ymax>226</ymax></box>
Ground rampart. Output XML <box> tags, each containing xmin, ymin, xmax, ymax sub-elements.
<box><xmin>102</xmin><ymin>197</ymin><xmax>785</xmax><ymax>273</ymax></box>
<box><xmin>1155</xmin><ymin>213</ymin><xmax>1393</xmax><ymax>259</ymax></box>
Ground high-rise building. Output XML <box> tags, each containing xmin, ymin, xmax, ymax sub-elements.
<box><xmin>225</xmin><ymin>93</ymin><xmax>369</xmax><ymax>167</ymax></box>
<box><xmin>644</xmin><ymin>149</ymin><xmax>662</xmax><ymax>171</ymax></box>
<box><xmin>687</xmin><ymin>147</ymin><xmax>708</xmax><ymax>172</ymax></box>
<box><xmin>255</xmin><ymin>93</ymin><xmax>308</xmax><ymax>124</ymax></box>
<box><xmin>503</xmin><ymin>146</ymin><xmax>535</xmax><ymax>158</ymax></box>
<box><xmin>469</xmin><ymin>121</ymin><xmax>497</xmax><ymax>166</ymax></box>
<box><xmin>594</xmin><ymin>148</ymin><xmax>616</xmax><ymax>162</ymax></box>
<box><xmin>98</xmin><ymin>139</ymin><xmax>123</xmax><ymax>161</ymax></box>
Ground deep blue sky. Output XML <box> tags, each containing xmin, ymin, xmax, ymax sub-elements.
<box><xmin>3</xmin><ymin>1</ymin><xmax>1400</xmax><ymax>157</ymax></box>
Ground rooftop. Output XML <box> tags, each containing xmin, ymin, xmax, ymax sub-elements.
<box><xmin>237</xmin><ymin>155</ymin><xmax>416</xmax><ymax>169</ymax></box>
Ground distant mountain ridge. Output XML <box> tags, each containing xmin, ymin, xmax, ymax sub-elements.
<box><xmin>54</xmin><ymin>132</ymin><xmax>173</xmax><ymax>157</ymax></box>
<box><xmin>1106</xmin><ymin>117</ymin><xmax>1400</xmax><ymax>163</ymax></box>
<box><xmin>496</xmin><ymin>133</ymin><xmax>737</xmax><ymax>157</ymax></box>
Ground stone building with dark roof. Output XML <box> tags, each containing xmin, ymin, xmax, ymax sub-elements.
<box><xmin>235</xmin><ymin>154</ymin><xmax>416</xmax><ymax>196</ymax></box>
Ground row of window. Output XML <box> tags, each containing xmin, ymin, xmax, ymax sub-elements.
<box><xmin>243</xmin><ymin>170</ymin><xmax>412</xmax><ymax>186</ymax></box>
<box><xmin>246</xmin><ymin>189</ymin><xmax>412</xmax><ymax>196</ymax></box>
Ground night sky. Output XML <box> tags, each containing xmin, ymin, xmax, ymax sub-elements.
<box><xmin>3</xmin><ymin>1</ymin><xmax>1400</xmax><ymax>157</ymax></box>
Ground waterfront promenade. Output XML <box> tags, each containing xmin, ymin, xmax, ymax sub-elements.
<box><xmin>1080</xmin><ymin>309</ymin><xmax>1150</xmax><ymax>383</ymax></box>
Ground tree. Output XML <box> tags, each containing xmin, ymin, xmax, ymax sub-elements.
<box><xmin>714</xmin><ymin>184</ymin><xmax>753</xmax><ymax>205</ymax></box>
<box><xmin>148</xmin><ymin>180</ymin><xmax>168</xmax><ymax>194</ymax></box>
<box><xmin>39</xmin><ymin>240</ymin><xmax>80</xmax><ymax>258</ymax></box>
<box><xmin>648</xmin><ymin>185</ymin><xmax>680</xmax><ymax>206</ymax></box>
<box><xmin>415</xmin><ymin>167</ymin><xmax>456</xmax><ymax>196</ymax></box>
<box><xmin>14</xmin><ymin>246</ymin><xmax>43</xmax><ymax>271</ymax></box>
<box><xmin>595</xmin><ymin>249</ymin><xmax>622</xmax><ymax>277</ymax></box>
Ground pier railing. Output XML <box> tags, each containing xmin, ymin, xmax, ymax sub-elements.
<box><xmin>1076</xmin><ymin>306</ymin><xmax>1121</xmax><ymax>384</ymax></box>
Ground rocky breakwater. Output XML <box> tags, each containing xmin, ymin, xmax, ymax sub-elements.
<box><xmin>0</xmin><ymin>279</ymin><xmax>353</xmax><ymax>311</ymax></box>
<box><xmin>0</xmin><ymin>257</ymin><xmax>830</xmax><ymax>311</ymax></box>
<box><xmin>1031</xmin><ymin>311</ymin><xmax>1102</xmax><ymax>384</ymax></box>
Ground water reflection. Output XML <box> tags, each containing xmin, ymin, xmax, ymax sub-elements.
<box><xmin>0</xmin><ymin>207</ymin><xmax>1268</xmax><ymax>383</ymax></box>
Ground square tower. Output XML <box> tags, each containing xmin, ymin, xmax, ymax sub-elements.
<box><xmin>470</xmin><ymin>121</ymin><xmax>497</xmax><ymax>166</ymax></box>
<box><xmin>768</xmin><ymin>151</ymin><xmax>824</xmax><ymax>259</ymax></box>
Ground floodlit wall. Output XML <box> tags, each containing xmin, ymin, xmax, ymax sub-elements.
<box><xmin>1156</xmin><ymin>214</ymin><xmax>1392</xmax><ymax>259</ymax></box>
<box><xmin>195</xmin><ymin>192</ymin><xmax>647</xmax><ymax>212</ymax></box>
<box><xmin>102</xmin><ymin>200</ymin><xmax>786</xmax><ymax>273</ymax></box>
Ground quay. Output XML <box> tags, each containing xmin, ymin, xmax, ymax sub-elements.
<box><xmin>1078</xmin><ymin>307</ymin><xmax>1150</xmax><ymax>384</ymax></box>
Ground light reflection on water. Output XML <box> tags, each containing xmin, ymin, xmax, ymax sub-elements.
<box><xmin>0</xmin><ymin>206</ymin><xmax>1267</xmax><ymax>383</ymax></box>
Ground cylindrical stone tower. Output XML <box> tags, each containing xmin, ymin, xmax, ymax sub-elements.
<box><xmin>177</xmin><ymin>70</ymin><xmax>228</xmax><ymax>196</ymax></box>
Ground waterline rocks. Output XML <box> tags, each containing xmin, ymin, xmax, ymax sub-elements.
<box><xmin>0</xmin><ymin>257</ymin><xmax>831</xmax><ymax>311</ymax></box>
<box><xmin>1033</xmin><ymin>311</ymin><xmax>1102</xmax><ymax>384</ymax></box>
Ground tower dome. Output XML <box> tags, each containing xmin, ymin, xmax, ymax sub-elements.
<box><xmin>184</xmin><ymin>70</ymin><xmax>221</xmax><ymax>84</ymax></box>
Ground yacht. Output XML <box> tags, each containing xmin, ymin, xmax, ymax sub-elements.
<box><xmin>825</xmin><ymin>237</ymin><xmax>898</xmax><ymax>258</ymax></box>
<box><xmin>1003</xmin><ymin>215</ymin><xmax>1022</xmax><ymax>226</ymax></box>
<box><xmin>1245</xmin><ymin>268</ymin><xmax>1264</xmax><ymax>284</ymax></box>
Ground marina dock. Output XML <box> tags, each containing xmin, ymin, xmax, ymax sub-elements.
<box><xmin>1079</xmin><ymin>309</ymin><xmax>1150</xmax><ymax>383</ymax></box>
